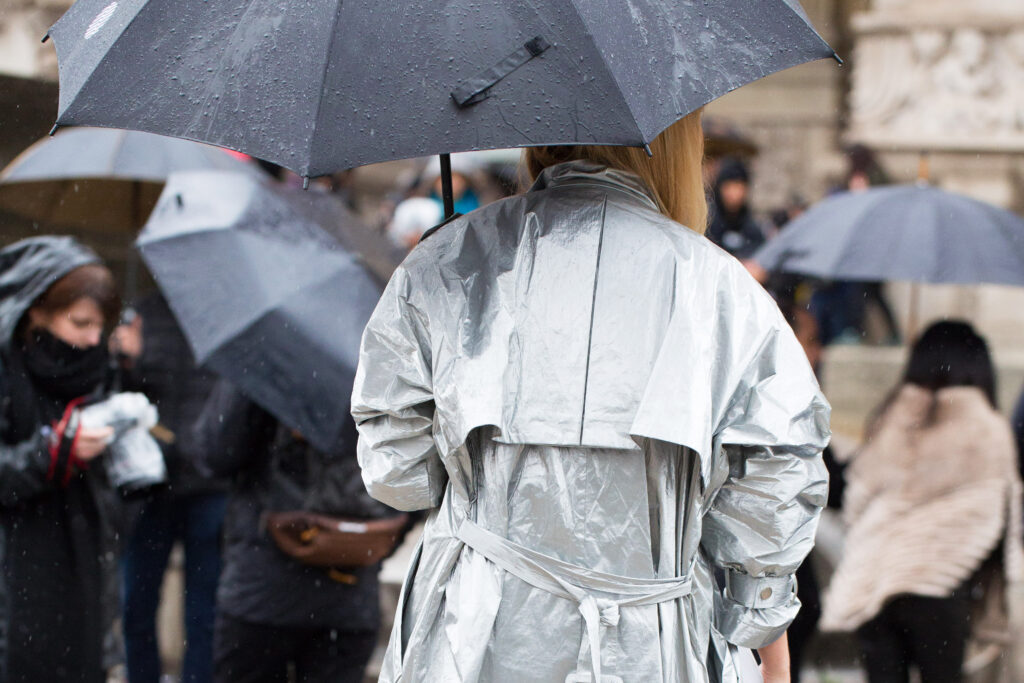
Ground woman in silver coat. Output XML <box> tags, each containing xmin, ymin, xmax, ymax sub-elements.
<box><xmin>352</xmin><ymin>111</ymin><xmax>831</xmax><ymax>683</ymax></box>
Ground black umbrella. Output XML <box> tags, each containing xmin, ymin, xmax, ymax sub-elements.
<box><xmin>47</xmin><ymin>0</ymin><xmax>836</xmax><ymax>216</ymax></box>
<box><xmin>754</xmin><ymin>184</ymin><xmax>1024</xmax><ymax>287</ymax></box>
<box><xmin>137</xmin><ymin>170</ymin><xmax>383</xmax><ymax>453</ymax></box>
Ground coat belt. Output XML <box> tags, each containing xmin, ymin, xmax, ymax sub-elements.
<box><xmin>457</xmin><ymin>520</ymin><xmax>693</xmax><ymax>682</ymax></box>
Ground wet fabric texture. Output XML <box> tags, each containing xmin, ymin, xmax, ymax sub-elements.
<box><xmin>353</xmin><ymin>161</ymin><xmax>830</xmax><ymax>682</ymax></box>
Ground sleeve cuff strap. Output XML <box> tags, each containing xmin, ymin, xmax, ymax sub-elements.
<box><xmin>724</xmin><ymin>571</ymin><xmax>795</xmax><ymax>609</ymax></box>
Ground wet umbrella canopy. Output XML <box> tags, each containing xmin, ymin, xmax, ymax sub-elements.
<box><xmin>137</xmin><ymin>170</ymin><xmax>382</xmax><ymax>453</ymax></box>
<box><xmin>47</xmin><ymin>0</ymin><xmax>835</xmax><ymax>181</ymax></box>
<box><xmin>753</xmin><ymin>184</ymin><xmax>1024</xmax><ymax>287</ymax></box>
<box><xmin>0</xmin><ymin>127</ymin><xmax>260</xmax><ymax>232</ymax></box>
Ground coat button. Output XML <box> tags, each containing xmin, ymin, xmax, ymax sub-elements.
<box><xmin>760</xmin><ymin>587</ymin><xmax>773</xmax><ymax>601</ymax></box>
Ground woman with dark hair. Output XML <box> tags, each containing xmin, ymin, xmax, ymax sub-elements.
<box><xmin>0</xmin><ymin>236</ymin><xmax>126</xmax><ymax>682</ymax></box>
<box><xmin>353</xmin><ymin>110</ymin><xmax>831</xmax><ymax>682</ymax></box>
<box><xmin>821</xmin><ymin>321</ymin><xmax>1024</xmax><ymax>682</ymax></box>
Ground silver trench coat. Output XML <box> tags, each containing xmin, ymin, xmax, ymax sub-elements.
<box><xmin>352</xmin><ymin>161</ymin><xmax>831</xmax><ymax>683</ymax></box>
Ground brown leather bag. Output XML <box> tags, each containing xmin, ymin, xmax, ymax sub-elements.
<box><xmin>264</xmin><ymin>511</ymin><xmax>409</xmax><ymax>568</ymax></box>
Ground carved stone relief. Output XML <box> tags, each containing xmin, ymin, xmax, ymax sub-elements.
<box><xmin>850</xmin><ymin>23</ymin><xmax>1024</xmax><ymax>150</ymax></box>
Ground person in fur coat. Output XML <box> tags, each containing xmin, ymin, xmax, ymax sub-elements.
<box><xmin>821</xmin><ymin>320</ymin><xmax>1024</xmax><ymax>683</ymax></box>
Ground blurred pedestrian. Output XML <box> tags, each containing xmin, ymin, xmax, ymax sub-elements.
<box><xmin>423</xmin><ymin>153</ymin><xmax>481</xmax><ymax>216</ymax></box>
<box><xmin>352</xmin><ymin>110</ymin><xmax>830</xmax><ymax>682</ymax></box>
<box><xmin>0</xmin><ymin>237</ymin><xmax>124</xmax><ymax>682</ymax></box>
<box><xmin>1013</xmin><ymin>382</ymin><xmax>1024</xmax><ymax>481</ymax></box>
<box><xmin>189</xmin><ymin>381</ymin><xmax>395</xmax><ymax>683</ymax></box>
<box><xmin>810</xmin><ymin>145</ymin><xmax>900</xmax><ymax>346</ymax></box>
<box><xmin>821</xmin><ymin>321</ymin><xmax>1024</xmax><ymax>682</ymax></box>
<box><xmin>779</xmin><ymin>302</ymin><xmax>846</xmax><ymax>682</ymax></box>
<box><xmin>763</xmin><ymin>195</ymin><xmax>811</xmax><ymax>310</ymax></box>
<box><xmin>705</xmin><ymin>157</ymin><xmax>768</xmax><ymax>261</ymax></box>
<box><xmin>387</xmin><ymin>196</ymin><xmax>443</xmax><ymax>254</ymax></box>
<box><xmin>115</xmin><ymin>291</ymin><xmax>227</xmax><ymax>683</ymax></box>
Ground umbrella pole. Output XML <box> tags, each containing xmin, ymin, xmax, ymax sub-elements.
<box><xmin>906</xmin><ymin>283</ymin><xmax>920</xmax><ymax>342</ymax></box>
<box><xmin>440</xmin><ymin>153</ymin><xmax>455</xmax><ymax>219</ymax></box>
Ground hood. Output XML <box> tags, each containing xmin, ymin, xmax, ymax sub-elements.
<box><xmin>711</xmin><ymin>157</ymin><xmax>752</xmax><ymax>221</ymax></box>
<box><xmin>0</xmin><ymin>236</ymin><xmax>100</xmax><ymax>347</ymax></box>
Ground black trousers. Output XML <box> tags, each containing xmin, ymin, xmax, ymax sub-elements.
<box><xmin>856</xmin><ymin>591</ymin><xmax>970</xmax><ymax>683</ymax></box>
<box><xmin>788</xmin><ymin>559</ymin><xmax>822</xmax><ymax>683</ymax></box>
<box><xmin>214</xmin><ymin>614</ymin><xmax>376</xmax><ymax>683</ymax></box>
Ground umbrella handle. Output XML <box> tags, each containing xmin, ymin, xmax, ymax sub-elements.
<box><xmin>440</xmin><ymin>153</ymin><xmax>455</xmax><ymax>219</ymax></box>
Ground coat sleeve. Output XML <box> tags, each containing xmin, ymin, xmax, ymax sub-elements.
<box><xmin>0</xmin><ymin>429</ymin><xmax>54</xmax><ymax>508</ymax></box>
<box><xmin>350</xmin><ymin>266</ymin><xmax>445</xmax><ymax>512</ymax></box>
<box><xmin>0</xmin><ymin>369</ymin><xmax>58</xmax><ymax>507</ymax></box>
<box><xmin>701</xmin><ymin>320</ymin><xmax>831</xmax><ymax>649</ymax></box>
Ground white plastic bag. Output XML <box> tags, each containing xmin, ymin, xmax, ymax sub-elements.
<box><xmin>79</xmin><ymin>392</ymin><xmax>165</xmax><ymax>493</ymax></box>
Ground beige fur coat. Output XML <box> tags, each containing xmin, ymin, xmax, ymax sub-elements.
<box><xmin>821</xmin><ymin>384</ymin><xmax>1024</xmax><ymax>632</ymax></box>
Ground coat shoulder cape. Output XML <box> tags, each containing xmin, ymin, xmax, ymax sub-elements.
<box><xmin>354</xmin><ymin>168</ymin><xmax>829</xmax><ymax>485</ymax></box>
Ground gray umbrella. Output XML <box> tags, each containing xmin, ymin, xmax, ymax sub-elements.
<box><xmin>47</xmin><ymin>0</ymin><xmax>835</xmax><ymax>188</ymax></box>
<box><xmin>754</xmin><ymin>184</ymin><xmax>1024</xmax><ymax>287</ymax></box>
<box><xmin>137</xmin><ymin>170</ymin><xmax>383</xmax><ymax>452</ymax></box>
<box><xmin>0</xmin><ymin>126</ymin><xmax>261</xmax><ymax>233</ymax></box>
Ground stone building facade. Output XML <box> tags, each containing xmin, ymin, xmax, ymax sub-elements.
<box><xmin>0</xmin><ymin>0</ymin><xmax>64</xmax><ymax>79</ymax></box>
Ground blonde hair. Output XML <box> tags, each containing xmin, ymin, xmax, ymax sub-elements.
<box><xmin>524</xmin><ymin>109</ymin><xmax>707</xmax><ymax>233</ymax></box>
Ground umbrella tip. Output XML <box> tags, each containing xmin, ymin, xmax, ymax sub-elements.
<box><xmin>302</xmin><ymin>176</ymin><xmax>310</xmax><ymax>191</ymax></box>
<box><xmin>832</xmin><ymin>52</ymin><xmax>844</xmax><ymax>65</ymax></box>
<box><xmin>48</xmin><ymin>123</ymin><xmax>59</xmax><ymax>136</ymax></box>
<box><xmin>643</xmin><ymin>144</ymin><xmax>653</xmax><ymax>158</ymax></box>
<box><xmin>41</xmin><ymin>32</ymin><xmax>50</xmax><ymax>44</ymax></box>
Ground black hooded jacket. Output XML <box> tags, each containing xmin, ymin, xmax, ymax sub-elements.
<box><xmin>705</xmin><ymin>160</ymin><xmax>767</xmax><ymax>260</ymax></box>
<box><xmin>0</xmin><ymin>237</ymin><xmax>122</xmax><ymax>683</ymax></box>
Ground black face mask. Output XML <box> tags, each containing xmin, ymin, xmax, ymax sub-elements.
<box><xmin>23</xmin><ymin>328</ymin><xmax>108</xmax><ymax>400</ymax></box>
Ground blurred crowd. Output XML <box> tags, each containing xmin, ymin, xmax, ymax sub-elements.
<box><xmin>0</xmin><ymin>141</ymin><xmax>1022</xmax><ymax>683</ymax></box>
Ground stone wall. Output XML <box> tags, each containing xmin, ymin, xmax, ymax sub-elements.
<box><xmin>0</xmin><ymin>0</ymin><xmax>68</xmax><ymax>79</ymax></box>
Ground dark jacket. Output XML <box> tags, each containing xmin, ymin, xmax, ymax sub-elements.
<box><xmin>122</xmin><ymin>292</ymin><xmax>226</xmax><ymax>497</ymax></box>
<box><xmin>705</xmin><ymin>163</ymin><xmax>766</xmax><ymax>260</ymax></box>
<box><xmin>705</xmin><ymin>202</ymin><xmax>767</xmax><ymax>260</ymax></box>
<box><xmin>0</xmin><ymin>237</ymin><xmax>122</xmax><ymax>683</ymax></box>
<box><xmin>190</xmin><ymin>380</ymin><xmax>392</xmax><ymax>631</ymax></box>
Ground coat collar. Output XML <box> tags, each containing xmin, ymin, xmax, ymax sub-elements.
<box><xmin>529</xmin><ymin>160</ymin><xmax>662</xmax><ymax>213</ymax></box>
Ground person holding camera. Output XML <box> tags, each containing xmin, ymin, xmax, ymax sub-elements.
<box><xmin>0</xmin><ymin>236</ymin><xmax>124</xmax><ymax>682</ymax></box>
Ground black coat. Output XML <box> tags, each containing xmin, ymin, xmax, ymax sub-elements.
<box><xmin>190</xmin><ymin>381</ymin><xmax>392</xmax><ymax>631</ymax></box>
<box><xmin>122</xmin><ymin>293</ymin><xmax>226</xmax><ymax>497</ymax></box>
<box><xmin>0</xmin><ymin>237</ymin><xmax>122</xmax><ymax>683</ymax></box>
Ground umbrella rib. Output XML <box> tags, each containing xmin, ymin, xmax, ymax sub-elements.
<box><xmin>56</xmin><ymin>2</ymin><xmax>149</xmax><ymax>126</ymax></box>
<box><xmin>305</xmin><ymin>0</ymin><xmax>345</xmax><ymax>179</ymax></box>
<box><xmin>109</xmin><ymin>128</ymin><xmax>129</xmax><ymax>177</ymax></box>
<box><xmin>559</xmin><ymin>1</ymin><xmax>646</xmax><ymax>145</ymax></box>
<box><xmin>777</xmin><ymin>0</ymin><xmax>837</xmax><ymax>57</ymax></box>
